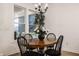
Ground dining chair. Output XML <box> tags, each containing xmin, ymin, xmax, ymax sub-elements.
<box><xmin>46</xmin><ymin>33</ymin><xmax>56</xmax><ymax>49</ymax></box>
<box><xmin>24</xmin><ymin>33</ymin><xmax>33</xmax><ymax>42</ymax></box>
<box><xmin>21</xmin><ymin>32</ymin><xmax>26</xmax><ymax>36</ymax></box>
<box><xmin>45</xmin><ymin>35</ymin><xmax>64</xmax><ymax>56</ymax></box>
<box><xmin>24</xmin><ymin>33</ymin><xmax>36</xmax><ymax>51</ymax></box>
<box><xmin>17</xmin><ymin>36</ymin><xmax>44</xmax><ymax>56</ymax></box>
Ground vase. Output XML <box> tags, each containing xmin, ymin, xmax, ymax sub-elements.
<box><xmin>38</xmin><ymin>34</ymin><xmax>45</xmax><ymax>41</ymax></box>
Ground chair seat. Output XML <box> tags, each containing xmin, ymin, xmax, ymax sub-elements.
<box><xmin>47</xmin><ymin>45</ymin><xmax>54</xmax><ymax>49</ymax></box>
<box><xmin>22</xmin><ymin>51</ymin><xmax>44</xmax><ymax>56</ymax></box>
<box><xmin>27</xmin><ymin>47</ymin><xmax>36</xmax><ymax>50</ymax></box>
<box><xmin>45</xmin><ymin>49</ymin><xmax>60</xmax><ymax>56</ymax></box>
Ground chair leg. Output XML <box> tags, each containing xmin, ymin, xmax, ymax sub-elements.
<box><xmin>45</xmin><ymin>54</ymin><xmax>47</xmax><ymax>56</ymax></box>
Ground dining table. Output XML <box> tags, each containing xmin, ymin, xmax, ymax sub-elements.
<box><xmin>22</xmin><ymin>38</ymin><xmax>57</xmax><ymax>54</ymax></box>
<box><xmin>27</xmin><ymin>38</ymin><xmax>57</xmax><ymax>49</ymax></box>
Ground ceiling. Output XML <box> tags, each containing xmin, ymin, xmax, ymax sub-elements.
<box><xmin>14</xmin><ymin>5</ymin><xmax>25</xmax><ymax>13</ymax></box>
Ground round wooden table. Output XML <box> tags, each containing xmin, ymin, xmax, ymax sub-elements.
<box><xmin>28</xmin><ymin>38</ymin><xmax>57</xmax><ymax>48</ymax></box>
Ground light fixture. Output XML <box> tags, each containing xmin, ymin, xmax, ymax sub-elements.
<box><xmin>34</xmin><ymin>3</ymin><xmax>48</xmax><ymax>41</ymax></box>
<box><xmin>34</xmin><ymin>3</ymin><xmax>48</xmax><ymax>13</ymax></box>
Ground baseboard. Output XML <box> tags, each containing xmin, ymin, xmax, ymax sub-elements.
<box><xmin>62</xmin><ymin>50</ymin><xmax>79</xmax><ymax>55</ymax></box>
<box><xmin>8</xmin><ymin>52</ymin><xmax>20</xmax><ymax>56</ymax></box>
<box><xmin>4</xmin><ymin>49</ymin><xmax>20</xmax><ymax>56</ymax></box>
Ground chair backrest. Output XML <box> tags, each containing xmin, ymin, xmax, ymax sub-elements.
<box><xmin>24</xmin><ymin>33</ymin><xmax>33</xmax><ymax>42</ymax></box>
<box><xmin>21</xmin><ymin>32</ymin><xmax>26</xmax><ymax>36</ymax></box>
<box><xmin>17</xmin><ymin>36</ymin><xmax>28</xmax><ymax>55</ymax></box>
<box><xmin>46</xmin><ymin>33</ymin><xmax>56</xmax><ymax>41</ymax></box>
<box><xmin>55</xmin><ymin>35</ymin><xmax>64</xmax><ymax>54</ymax></box>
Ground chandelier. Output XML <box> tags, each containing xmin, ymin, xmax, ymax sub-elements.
<box><xmin>34</xmin><ymin>3</ymin><xmax>48</xmax><ymax>34</ymax></box>
<box><xmin>33</xmin><ymin>3</ymin><xmax>48</xmax><ymax>40</ymax></box>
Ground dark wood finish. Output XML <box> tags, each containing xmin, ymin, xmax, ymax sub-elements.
<box><xmin>17</xmin><ymin>36</ymin><xmax>44</xmax><ymax>56</ymax></box>
<box><xmin>46</xmin><ymin>33</ymin><xmax>56</xmax><ymax>48</ymax></box>
<box><xmin>45</xmin><ymin>35</ymin><xmax>64</xmax><ymax>56</ymax></box>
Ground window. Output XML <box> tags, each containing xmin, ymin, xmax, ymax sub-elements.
<box><xmin>14</xmin><ymin>5</ymin><xmax>25</xmax><ymax>38</ymax></box>
<box><xmin>29</xmin><ymin>14</ymin><xmax>39</xmax><ymax>38</ymax></box>
<box><xmin>29</xmin><ymin>14</ymin><xmax>35</xmax><ymax>33</ymax></box>
<box><xmin>14</xmin><ymin>16</ymin><xmax>25</xmax><ymax>37</ymax></box>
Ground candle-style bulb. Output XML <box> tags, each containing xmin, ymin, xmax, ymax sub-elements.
<box><xmin>45</xmin><ymin>3</ymin><xmax>48</xmax><ymax>9</ymax></box>
<box><xmin>35</xmin><ymin>4</ymin><xmax>38</xmax><ymax>8</ymax></box>
<box><xmin>38</xmin><ymin>3</ymin><xmax>41</xmax><ymax>6</ymax></box>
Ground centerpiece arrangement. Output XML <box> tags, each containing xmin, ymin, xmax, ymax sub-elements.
<box><xmin>34</xmin><ymin>3</ymin><xmax>48</xmax><ymax>41</ymax></box>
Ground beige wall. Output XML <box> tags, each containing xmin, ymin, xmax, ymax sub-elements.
<box><xmin>45</xmin><ymin>3</ymin><xmax>79</xmax><ymax>54</ymax></box>
<box><xmin>0</xmin><ymin>3</ymin><xmax>18</xmax><ymax>55</ymax></box>
<box><xmin>0</xmin><ymin>3</ymin><xmax>33</xmax><ymax>55</ymax></box>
